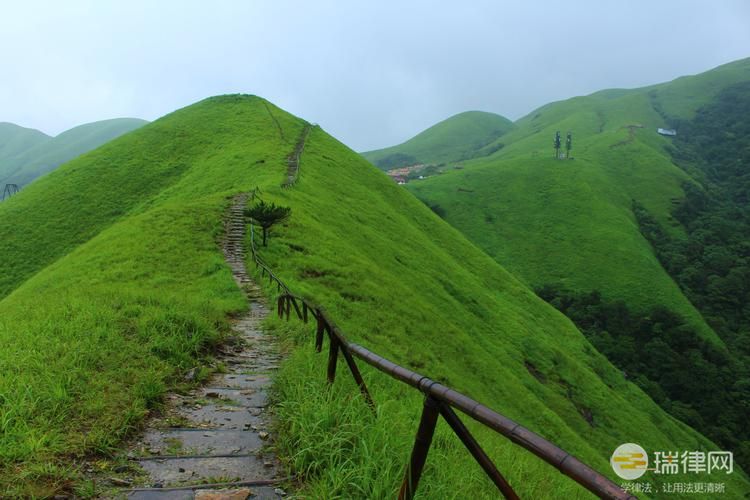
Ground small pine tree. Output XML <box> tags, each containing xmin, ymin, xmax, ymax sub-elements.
<box><xmin>566</xmin><ymin>131</ymin><xmax>572</xmax><ymax>159</ymax></box>
<box><xmin>244</xmin><ymin>200</ymin><xmax>291</xmax><ymax>246</ymax></box>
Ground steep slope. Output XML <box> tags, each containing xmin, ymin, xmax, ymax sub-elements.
<box><xmin>0</xmin><ymin>95</ymin><xmax>747</xmax><ymax>497</ymax></box>
<box><xmin>410</xmin><ymin>58</ymin><xmax>750</xmax><ymax>338</ymax></box>
<box><xmin>407</xmin><ymin>57</ymin><xmax>750</xmax><ymax>471</ymax></box>
<box><xmin>0</xmin><ymin>118</ymin><xmax>147</xmax><ymax>188</ymax></box>
<box><xmin>252</xmin><ymin>124</ymin><xmax>749</xmax><ymax>497</ymax></box>
<box><xmin>0</xmin><ymin>96</ymin><xmax>302</xmax><ymax>496</ymax></box>
<box><xmin>362</xmin><ymin>110</ymin><xmax>513</xmax><ymax>169</ymax></box>
<box><xmin>0</xmin><ymin>122</ymin><xmax>50</xmax><ymax>180</ymax></box>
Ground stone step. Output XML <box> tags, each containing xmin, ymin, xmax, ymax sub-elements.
<box><xmin>134</xmin><ymin>429</ymin><xmax>264</xmax><ymax>457</ymax></box>
<box><xmin>175</xmin><ymin>403</ymin><xmax>266</xmax><ymax>431</ymax></box>
<box><xmin>128</xmin><ymin>485</ymin><xmax>282</xmax><ymax>500</ymax></box>
<box><xmin>135</xmin><ymin>455</ymin><xmax>279</xmax><ymax>485</ymax></box>
<box><xmin>211</xmin><ymin>374</ymin><xmax>272</xmax><ymax>390</ymax></box>
<box><xmin>122</xmin><ymin>194</ymin><xmax>284</xmax><ymax>499</ymax></box>
<box><xmin>197</xmin><ymin>386</ymin><xmax>269</xmax><ymax>409</ymax></box>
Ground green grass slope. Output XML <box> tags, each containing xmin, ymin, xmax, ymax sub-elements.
<box><xmin>0</xmin><ymin>115</ymin><xmax>204</xmax><ymax>299</ymax></box>
<box><xmin>409</xmin><ymin>58</ymin><xmax>750</xmax><ymax>344</ymax></box>
<box><xmin>0</xmin><ymin>96</ymin><xmax>303</xmax><ymax>495</ymax></box>
<box><xmin>0</xmin><ymin>95</ymin><xmax>746</xmax><ymax>497</ymax></box>
<box><xmin>0</xmin><ymin>118</ymin><xmax>147</xmax><ymax>188</ymax></box>
<box><xmin>0</xmin><ymin>122</ymin><xmax>50</xmax><ymax>180</ymax></box>
<box><xmin>256</xmin><ymin>125</ymin><xmax>748</xmax><ymax>497</ymax></box>
<box><xmin>362</xmin><ymin>110</ymin><xmax>514</xmax><ymax>169</ymax></box>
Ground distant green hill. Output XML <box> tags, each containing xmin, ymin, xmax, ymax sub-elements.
<box><xmin>0</xmin><ymin>123</ymin><xmax>50</xmax><ymax>178</ymax></box>
<box><xmin>2</xmin><ymin>95</ymin><xmax>745</xmax><ymax>496</ymax></box>
<box><xmin>362</xmin><ymin>110</ymin><xmax>514</xmax><ymax>169</ymax></box>
<box><xmin>0</xmin><ymin>118</ymin><xmax>147</xmax><ymax>188</ymax></box>
<box><xmin>410</xmin><ymin>58</ymin><xmax>750</xmax><ymax>339</ymax></box>
<box><xmin>407</xmin><ymin>57</ymin><xmax>750</xmax><ymax>470</ymax></box>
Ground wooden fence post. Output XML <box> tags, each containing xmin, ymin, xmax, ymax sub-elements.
<box><xmin>398</xmin><ymin>396</ymin><xmax>440</xmax><ymax>500</ymax></box>
<box><xmin>327</xmin><ymin>333</ymin><xmax>339</xmax><ymax>384</ymax></box>
<box><xmin>438</xmin><ymin>402</ymin><xmax>519</xmax><ymax>499</ymax></box>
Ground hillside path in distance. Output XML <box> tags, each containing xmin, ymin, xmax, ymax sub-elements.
<box><xmin>121</xmin><ymin>194</ymin><xmax>286</xmax><ymax>499</ymax></box>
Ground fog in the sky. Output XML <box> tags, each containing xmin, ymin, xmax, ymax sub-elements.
<box><xmin>1</xmin><ymin>1</ymin><xmax>749</xmax><ymax>151</ymax></box>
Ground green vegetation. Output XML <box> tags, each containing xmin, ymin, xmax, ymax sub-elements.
<box><xmin>408</xmin><ymin>58</ymin><xmax>750</xmax><ymax>342</ymax></box>
<box><xmin>0</xmin><ymin>117</ymin><xmax>147</xmax><ymax>188</ymax></box>
<box><xmin>1</xmin><ymin>89</ymin><xmax>748</xmax><ymax>497</ymax></box>
<box><xmin>402</xmin><ymin>57</ymin><xmax>750</xmax><ymax>484</ymax></box>
<box><xmin>630</xmin><ymin>81</ymin><xmax>750</xmax><ymax>469</ymax></box>
<box><xmin>251</xmin><ymin>126</ymin><xmax>749</xmax><ymax>496</ymax></box>
<box><xmin>659</xmin><ymin>81</ymin><xmax>750</xmax><ymax>343</ymax></box>
<box><xmin>408</xmin><ymin>150</ymin><xmax>715</xmax><ymax>340</ymax></box>
<box><xmin>0</xmin><ymin>123</ymin><xmax>50</xmax><ymax>173</ymax></box>
<box><xmin>244</xmin><ymin>200</ymin><xmax>291</xmax><ymax>246</ymax></box>
<box><xmin>362</xmin><ymin>110</ymin><xmax>514</xmax><ymax>170</ymax></box>
<box><xmin>0</xmin><ymin>96</ymin><xmax>301</xmax><ymax>495</ymax></box>
<box><xmin>537</xmin><ymin>284</ymin><xmax>750</xmax><ymax>469</ymax></box>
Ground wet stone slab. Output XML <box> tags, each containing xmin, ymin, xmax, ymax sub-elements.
<box><xmin>196</xmin><ymin>387</ymin><xmax>269</xmax><ymax>409</ymax></box>
<box><xmin>175</xmin><ymin>404</ymin><xmax>265</xmax><ymax>430</ymax></box>
<box><xmin>136</xmin><ymin>429</ymin><xmax>265</xmax><ymax>456</ymax></box>
<box><xmin>128</xmin><ymin>491</ymin><xmax>194</xmax><ymax>500</ymax></box>
<box><xmin>128</xmin><ymin>486</ymin><xmax>281</xmax><ymax>500</ymax></box>
<box><xmin>137</xmin><ymin>455</ymin><xmax>278</xmax><ymax>484</ymax></box>
<box><xmin>211</xmin><ymin>374</ymin><xmax>273</xmax><ymax>390</ymax></box>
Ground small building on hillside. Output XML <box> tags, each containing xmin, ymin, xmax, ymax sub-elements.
<box><xmin>657</xmin><ymin>128</ymin><xmax>677</xmax><ymax>136</ymax></box>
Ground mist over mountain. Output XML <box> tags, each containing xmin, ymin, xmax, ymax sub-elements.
<box><xmin>0</xmin><ymin>118</ymin><xmax>146</xmax><ymax>189</ymax></box>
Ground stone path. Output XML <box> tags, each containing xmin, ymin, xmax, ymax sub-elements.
<box><xmin>120</xmin><ymin>194</ymin><xmax>285</xmax><ymax>499</ymax></box>
<box><xmin>282</xmin><ymin>124</ymin><xmax>311</xmax><ymax>187</ymax></box>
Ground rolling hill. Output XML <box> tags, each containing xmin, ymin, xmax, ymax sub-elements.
<box><xmin>0</xmin><ymin>123</ymin><xmax>50</xmax><ymax>169</ymax></box>
<box><xmin>0</xmin><ymin>95</ymin><xmax>747</xmax><ymax>497</ymax></box>
<box><xmin>405</xmin><ymin>57</ymin><xmax>750</xmax><ymax>472</ymax></box>
<box><xmin>362</xmin><ymin>110</ymin><xmax>514</xmax><ymax>169</ymax></box>
<box><xmin>407</xmin><ymin>58</ymin><xmax>750</xmax><ymax>336</ymax></box>
<box><xmin>0</xmin><ymin>117</ymin><xmax>147</xmax><ymax>189</ymax></box>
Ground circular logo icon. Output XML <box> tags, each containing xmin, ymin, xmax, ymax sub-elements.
<box><xmin>611</xmin><ymin>443</ymin><xmax>648</xmax><ymax>480</ymax></box>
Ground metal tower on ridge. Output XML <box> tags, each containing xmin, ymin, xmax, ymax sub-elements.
<box><xmin>2</xmin><ymin>184</ymin><xmax>19</xmax><ymax>201</ymax></box>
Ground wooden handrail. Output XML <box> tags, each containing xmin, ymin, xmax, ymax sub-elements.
<box><xmin>239</xmin><ymin>190</ymin><xmax>634</xmax><ymax>499</ymax></box>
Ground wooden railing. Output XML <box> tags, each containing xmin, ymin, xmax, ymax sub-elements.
<box><xmin>242</xmin><ymin>191</ymin><xmax>634</xmax><ymax>499</ymax></box>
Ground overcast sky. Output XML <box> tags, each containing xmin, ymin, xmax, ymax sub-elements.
<box><xmin>1</xmin><ymin>1</ymin><xmax>749</xmax><ymax>151</ymax></box>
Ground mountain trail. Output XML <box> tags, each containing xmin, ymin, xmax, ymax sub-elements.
<box><xmin>282</xmin><ymin>124</ymin><xmax>311</xmax><ymax>187</ymax></box>
<box><xmin>118</xmin><ymin>193</ymin><xmax>286</xmax><ymax>500</ymax></box>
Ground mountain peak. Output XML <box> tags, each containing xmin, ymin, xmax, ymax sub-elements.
<box><xmin>362</xmin><ymin>109</ymin><xmax>514</xmax><ymax>169</ymax></box>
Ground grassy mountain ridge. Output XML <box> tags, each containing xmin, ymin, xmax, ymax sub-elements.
<box><xmin>0</xmin><ymin>95</ymin><xmax>302</xmax><ymax>495</ymax></box>
<box><xmin>471</xmin><ymin>57</ymin><xmax>750</xmax><ymax>164</ymax></box>
<box><xmin>255</xmin><ymin>123</ymin><xmax>749</xmax><ymax>496</ymax></box>
<box><xmin>409</xmin><ymin>59</ymin><xmax>750</xmax><ymax>341</ymax></box>
<box><xmin>0</xmin><ymin>117</ymin><xmax>147</xmax><ymax>188</ymax></box>
<box><xmin>405</xmin><ymin>57</ymin><xmax>750</xmax><ymax>474</ymax></box>
<box><xmin>0</xmin><ymin>95</ymin><xmax>747</xmax><ymax>496</ymax></box>
<box><xmin>410</xmin><ymin>134</ymin><xmax>712</xmax><ymax>338</ymax></box>
<box><xmin>362</xmin><ymin>110</ymin><xmax>514</xmax><ymax>169</ymax></box>
<box><xmin>0</xmin><ymin>122</ymin><xmax>50</xmax><ymax>167</ymax></box>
